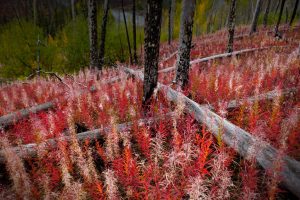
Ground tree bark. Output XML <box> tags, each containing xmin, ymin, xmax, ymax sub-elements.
<box><xmin>88</xmin><ymin>0</ymin><xmax>98</xmax><ymax>69</ymax></box>
<box><xmin>71</xmin><ymin>0</ymin><xmax>75</xmax><ymax>20</ymax></box>
<box><xmin>174</xmin><ymin>0</ymin><xmax>196</xmax><ymax>89</ymax></box>
<box><xmin>0</xmin><ymin>113</ymin><xmax>173</xmax><ymax>164</ymax></box>
<box><xmin>159</xmin><ymin>46</ymin><xmax>282</xmax><ymax>74</ymax></box>
<box><xmin>263</xmin><ymin>0</ymin><xmax>271</xmax><ymax>27</ymax></box>
<box><xmin>227</xmin><ymin>0</ymin><xmax>237</xmax><ymax>53</ymax></box>
<box><xmin>98</xmin><ymin>0</ymin><xmax>109</xmax><ymax>69</ymax></box>
<box><xmin>168</xmin><ymin>0</ymin><xmax>176</xmax><ymax>45</ymax></box>
<box><xmin>274</xmin><ymin>0</ymin><xmax>286</xmax><ymax>37</ymax></box>
<box><xmin>250</xmin><ymin>0</ymin><xmax>263</xmax><ymax>35</ymax></box>
<box><xmin>132</xmin><ymin>0</ymin><xmax>138</xmax><ymax>64</ymax></box>
<box><xmin>122</xmin><ymin>0</ymin><xmax>133</xmax><ymax>65</ymax></box>
<box><xmin>143</xmin><ymin>0</ymin><xmax>163</xmax><ymax>107</ymax></box>
<box><xmin>33</xmin><ymin>0</ymin><xmax>37</xmax><ymax>26</ymax></box>
<box><xmin>289</xmin><ymin>0</ymin><xmax>299</xmax><ymax>26</ymax></box>
<box><xmin>0</xmin><ymin>102</ymin><xmax>55</xmax><ymax>129</ymax></box>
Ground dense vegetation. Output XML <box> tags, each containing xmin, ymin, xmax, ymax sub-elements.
<box><xmin>0</xmin><ymin>0</ymin><xmax>299</xmax><ymax>199</ymax></box>
<box><xmin>0</xmin><ymin>0</ymin><xmax>299</xmax><ymax>79</ymax></box>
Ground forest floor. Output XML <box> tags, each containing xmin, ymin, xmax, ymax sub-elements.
<box><xmin>0</xmin><ymin>24</ymin><xmax>299</xmax><ymax>199</ymax></box>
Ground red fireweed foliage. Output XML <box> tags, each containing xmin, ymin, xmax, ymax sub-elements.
<box><xmin>0</xmin><ymin>25</ymin><xmax>299</xmax><ymax>199</ymax></box>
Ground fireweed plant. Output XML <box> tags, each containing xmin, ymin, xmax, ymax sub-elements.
<box><xmin>0</xmin><ymin>25</ymin><xmax>299</xmax><ymax>199</ymax></box>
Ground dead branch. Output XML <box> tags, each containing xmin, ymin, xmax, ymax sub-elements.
<box><xmin>159</xmin><ymin>46</ymin><xmax>284</xmax><ymax>74</ymax></box>
<box><xmin>122</xmin><ymin>66</ymin><xmax>300</xmax><ymax>198</ymax></box>
<box><xmin>0</xmin><ymin>101</ymin><xmax>55</xmax><ymax>129</ymax></box>
<box><xmin>0</xmin><ymin>112</ymin><xmax>174</xmax><ymax>164</ymax></box>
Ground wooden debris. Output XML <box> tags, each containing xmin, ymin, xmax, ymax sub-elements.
<box><xmin>123</xmin><ymin>67</ymin><xmax>300</xmax><ymax>198</ymax></box>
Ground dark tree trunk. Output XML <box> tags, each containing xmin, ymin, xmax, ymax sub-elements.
<box><xmin>275</xmin><ymin>0</ymin><xmax>280</xmax><ymax>15</ymax></box>
<box><xmin>274</xmin><ymin>0</ymin><xmax>286</xmax><ymax>37</ymax></box>
<box><xmin>250</xmin><ymin>0</ymin><xmax>263</xmax><ymax>35</ymax></box>
<box><xmin>88</xmin><ymin>0</ymin><xmax>98</xmax><ymax>69</ymax></box>
<box><xmin>168</xmin><ymin>0</ymin><xmax>176</xmax><ymax>45</ymax></box>
<box><xmin>174</xmin><ymin>0</ymin><xmax>196</xmax><ymax>89</ymax></box>
<box><xmin>33</xmin><ymin>0</ymin><xmax>37</xmax><ymax>25</ymax></box>
<box><xmin>143</xmin><ymin>0</ymin><xmax>163</xmax><ymax>107</ymax></box>
<box><xmin>290</xmin><ymin>0</ymin><xmax>299</xmax><ymax>26</ymax></box>
<box><xmin>98</xmin><ymin>0</ymin><xmax>109</xmax><ymax>69</ymax></box>
<box><xmin>132</xmin><ymin>0</ymin><xmax>138</xmax><ymax>64</ymax></box>
<box><xmin>227</xmin><ymin>0</ymin><xmax>237</xmax><ymax>53</ymax></box>
<box><xmin>263</xmin><ymin>0</ymin><xmax>271</xmax><ymax>27</ymax></box>
<box><xmin>71</xmin><ymin>0</ymin><xmax>75</xmax><ymax>20</ymax></box>
<box><xmin>285</xmin><ymin>5</ymin><xmax>289</xmax><ymax>24</ymax></box>
<box><xmin>122</xmin><ymin>0</ymin><xmax>133</xmax><ymax>65</ymax></box>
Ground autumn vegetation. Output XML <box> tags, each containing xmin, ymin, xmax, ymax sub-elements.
<box><xmin>0</xmin><ymin>0</ymin><xmax>300</xmax><ymax>199</ymax></box>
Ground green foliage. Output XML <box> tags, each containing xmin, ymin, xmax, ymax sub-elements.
<box><xmin>0</xmin><ymin>20</ymin><xmax>43</xmax><ymax>79</ymax></box>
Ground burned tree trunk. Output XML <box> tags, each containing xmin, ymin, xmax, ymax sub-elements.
<box><xmin>143</xmin><ymin>0</ymin><xmax>163</xmax><ymax>107</ymax></box>
<box><xmin>122</xmin><ymin>0</ymin><xmax>133</xmax><ymax>65</ymax></box>
<box><xmin>263</xmin><ymin>0</ymin><xmax>271</xmax><ymax>27</ymax></box>
<box><xmin>168</xmin><ymin>0</ymin><xmax>176</xmax><ymax>45</ymax></box>
<box><xmin>250</xmin><ymin>0</ymin><xmax>263</xmax><ymax>35</ymax></box>
<box><xmin>227</xmin><ymin>0</ymin><xmax>237</xmax><ymax>53</ymax></box>
<box><xmin>71</xmin><ymin>0</ymin><xmax>75</xmax><ymax>20</ymax></box>
<box><xmin>174</xmin><ymin>0</ymin><xmax>196</xmax><ymax>89</ymax></box>
<box><xmin>274</xmin><ymin>0</ymin><xmax>286</xmax><ymax>37</ymax></box>
<box><xmin>132</xmin><ymin>0</ymin><xmax>138</xmax><ymax>64</ymax></box>
<box><xmin>88</xmin><ymin>0</ymin><xmax>98</xmax><ymax>69</ymax></box>
<box><xmin>289</xmin><ymin>0</ymin><xmax>299</xmax><ymax>26</ymax></box>
<box><xmin>98</xmin><ymin>0</ymin><xmax>109</xmax><ymax>69</ymax></box>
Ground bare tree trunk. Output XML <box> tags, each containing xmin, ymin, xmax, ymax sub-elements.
<box><xmin>88</xmin><ymin>0</ymin><xmax>98</xmax><ymax>69</ymax></box>
<box><xmin>33</xmin><ymin>0</ymin><xmax>37</xmax><ymax>25</ymax></box>
<box><xmin>132</xmin><ymin>0</ymin><xmax>138</xmax><ymax>64</ymax></box>
<box><xmin>250</xmin><ymin>0</ymin><xmax>263</xmax><ymax>35</ymax></box>
<box><xmin>174</xmin><ymin>0</ymin><xmax>196</xmax><ymax>89</ymax></box>
<box><xmin>168</xmin><ymin>0</ymin><xmax>176</xmax><ymax>45</ymax></box>
<box><xmin>289</xmin><ymin>0</ymin><xmax>299</xmax><ymax>26</ymax></box>
<box><xmin>285</xmin><ymin>5</ymin><xmax>289</xmax><ymax>24</ymax></box>
<box><xmin>143</xmin><ymin>0</ymin><xmax>163</xmax><ymax>107</ymax></box>
<box><xmin>71</xmin><ymin>0</ymin><xmax>75</xmax><ymax>20</ymax></box>
<box><xmin>98</xmin><ymin>0</ymin><xmax>109</xmax><ymax>69</ymax></box>
<box><xmin>122</xmin><ymin>0</ymin><xmax>133</xmax><ymax>65</ymax></box>
<box><xmin>263</xmin><ymin>0</ymin><xmax>271</xmax><ymax>27</ymax></box>
<box><xmin>227</xmin><ymin>0</ymin><xmax>237</xmax><ymax>53</ymax></box>
<box><xmin>274</xmin><ymin>0</ymin><xmax>286</xmax><ymax>37</ymax></box>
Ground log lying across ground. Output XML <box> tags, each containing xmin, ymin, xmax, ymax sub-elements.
<box><xmin>158</xmin><ymin>46</ymin><xmax>280</xmax><ymax>73</ymax></box>
<box><xmin>0</xmin><ymin>102</ymin><xmax>55</xmax><ymax>129</ymax></box>
<box><xmin>0</xmin><ymin>112</ymin><xmax>174</xmax><ymax>164</ymax></box>
<box><xmin>0</xmin><ymin>75</ymin><xmax>125</xmax><ymax>129</ymax></box>
<box><xmin>123</xmin><ymin>67</ymin><xmax>300</xmax><ymax>198</ymax></box>
<box><xmin>226</xmin><ymin>87</ymin><xmax>298</xmax><ymax>110</ymax></box>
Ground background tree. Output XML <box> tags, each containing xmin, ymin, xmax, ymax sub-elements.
<box><xmin>227</xmin><ymin>0</ymin><xmax>237</xmax><ymax>53</ymax></box>
<box><xmin>174</xmin><ymin>0</ymin><xmax>196</xmax><ymax>89</ymax></box>
<box><xmin>98</xmin><ymin>0</ymin><xmax>109</xmax><ymax>69</ymax></box>
<box><xmin>143</xmin><ymin>0</ymin><xmax>163</xmax><ymax>107</ymax></box>
<box><xmin>289</xmin><ymin>0</ymin><xmax>299</xmax><ymax>26</ymax></box>
<box><xmin>122</xmin><ymin>0</ymin><xmax>133</xmax><ymax>65</ymax></box>
<box><xmin>263</xmin><ymin>0</ymin><xmax>271</xmax><ymax>28</ymax></box>
<box><xmin>274</xmin><ymin>0</ymin><xmax>286</xmax><ymax>37</ymax></box>
<box><xmin>71</xmin><ymin>0</ymin><xmax>75</xmax><ymax>20</ymax></box>
<box><xmin>132</xmin><ymin>0</ymin><xmax>138</xmax><ymax>64</ymax></box>
<box><xmin>168</xmin><ymin>0</ymin><xmax>176</xmax><ymax>45</ymax></box>
<box><xmin>250</xmin><ymin>0</ymin><xmax>263</xmax><ymax>35</ymax></box>
<box><xmin>88</xmin><ymin>0</ymin><xmax>98</xmax><ymax>69</ymax></box>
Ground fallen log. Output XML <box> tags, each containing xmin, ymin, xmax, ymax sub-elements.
<box><xmin>0</xmin><ymin>102</ymin><xmax>56</xmax><ymax>129</ymax></box>
<box><xmin>160</xmin><ymin>50</ymin><xmax>178</xmax><ymax>63</ymax></box>
<box><xmin>158</xmin><ymin>46</ymin><xmax>280</xmax><ymax>74</ymax></box>
<box><xmin>0</xmin><ymin>112</ymin><xmax>173</xmax><ymax>164</ymax></box>
<box><xmin>123</xmin><ymin>67</ymin><xmax>300</xmax><ymax>198</ymax></box>
<box><xmin>0</xmin><ymin>74</ymin><xmax>125</xmax><ymax>128</ymax></box>
<box><xmin>226</xmin><ymin>87</ymin><xmax>298</xmax><ymax>110</ymax></box>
